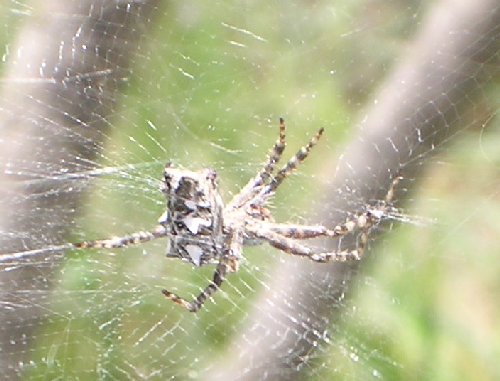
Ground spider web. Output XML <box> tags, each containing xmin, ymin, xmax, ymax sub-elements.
<box><xmin>0</xmin><ymin>1</ymin><xmax>499</xmax><ymax>380</ymax></box>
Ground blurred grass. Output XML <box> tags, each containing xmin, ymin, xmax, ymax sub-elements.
<box><xmin>1</xmin><ymin>1</ymin><xmax>496</xmax><ymax>380</ymax></box>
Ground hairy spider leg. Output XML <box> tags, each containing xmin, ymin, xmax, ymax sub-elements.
<box><xmin>259</xmin><ymin>127</ymin><xmax>324</xmax><ymax>200</ymax></box>
<box><xmin>309</xmin><ymin>230</ymin><xmax>369</xmax><ymax>262</ymax></box>
<box><xmin>252</xmin><ymin>117</ymin><xmax>287</xmax><ymax>186</ymax></box>
<box><xmin>256</xmin><ymin>221</ymin><xmax>347</xmax><ymax>239</ymax></box>
<box><xmin>385</xmin><ymin>173</ymin><xmax>403</xmax><ymax>203</ymax></box>
<box><xmin>1</xmin><ymin>225</ymin><xmax>170</xmax><ymax>263</ymax></box>
<box><xmin>0</xmin><ymin>225</ymin><xmax>173</xmax><ymax>262</ymax></box>
<box><xmin>246</xmin><ymin>224</ymin><xmax>363</xmax><ymax>262</ymax></box>
<box><xmin>162</xmin><ymin>259</ymin><xmax>229</xmax><ymax>312</ymax></box>
<box><xmin>74</xmin><ymin>225</ymin><xmax>168</xmax><ymax>249</ymax></box>
<box><xmin>262</xmin><ymin>172</ymin><xmax>402</xmax><ymax>237</ymax></box>
<box><xmin>245</xmin><ymin>173</ymin><xmax>404</xmax><ymax>264</ymax></box>
<box><xmin>162</xmin><ymin>230</ymin><xmax>243</xmax><ymax>312</ymax></box>
<box><xmin>227</xmin><ymin>118</ymin><xmax>287</xmax><ymax>210</ymax></box>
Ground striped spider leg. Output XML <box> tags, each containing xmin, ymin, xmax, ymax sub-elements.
<box><xmin>245</xmin><ymin>174</ymin><xmax>402</xmax><ymax>263</ymax></box>
<box><xmin>225</xmin><ymin>117</ymin><xmax>287</xmax><ymax>210</ymax></box>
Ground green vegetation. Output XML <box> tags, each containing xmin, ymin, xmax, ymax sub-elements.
<box><xmin>3</xmin><ymin>1</ymin><xmax>496</xmax><ymax>380</ymax></box>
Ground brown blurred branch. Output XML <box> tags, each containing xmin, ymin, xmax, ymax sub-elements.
<box><xmin>206</xmin><ymin>0</ymin><xmax>499</xmax><ymax>380</ymax></box>
<box><xmin>0</xmin><ymin>1</ymin><xmax>161</xmax><ymax>378</ymax></box>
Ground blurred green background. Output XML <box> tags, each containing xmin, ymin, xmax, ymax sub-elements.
<box><xmin>1</xmin><ymin>1</ymin><xmax>498</xmax><ymax>380</ymax></box>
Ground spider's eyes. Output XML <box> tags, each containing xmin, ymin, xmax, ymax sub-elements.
<box><xmin>205</xmin><ymin>169</ymin><xmax>218</xmax><ymax>186</ymax></box>
<box><xmin>175</xmin><ymin>221</ymin><xmax>186</xmax><ymax>230</ymax></box>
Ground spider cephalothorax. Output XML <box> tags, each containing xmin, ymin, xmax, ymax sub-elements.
<box><xmin>33</xmin><ymin>118</ymin><xmax>400</xmax><ymax>312</ymax></box>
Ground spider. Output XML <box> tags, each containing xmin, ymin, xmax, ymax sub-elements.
<box><xmin>46</xmin><ymin>119</ymin><xmax>400</xmax><ymax>312</ymax></box>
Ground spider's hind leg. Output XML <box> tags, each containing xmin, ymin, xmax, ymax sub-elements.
<box><xmin>258</xmin><ymin>221</ymin><xmax>341</xmax><ymax>239</ymax></box>
<box><xmin>162</xmin><ymin>260</ymin><xmax>229</xmax><ymax>313</ymax></box>
<box><xmin>247</xmin><ymin>225</ymin><xmax>365</xmax><ymax>262</ymax></box>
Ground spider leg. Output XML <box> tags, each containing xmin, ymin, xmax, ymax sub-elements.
<box><xmin>73</xmin><ymin>225</ymin><xmax>168</xmax><ymax>249</ymax></box>
<box><xmin>385</xmin><ymin>172</ymin><xmax>403</xmax><ymax>203</ymax></box>
<box><xmin>253</xmin><ymin>206</ymin><xmax>381</xmax><ymax>240</ymax></box>
<box><xmin>163</xmin><ymin>230</ymin><xmax>243</xmax><ymax>312</ymax></box>
<box><xmin>247</xmin><ymin>225</ymin><xmax>366</xmax><ymax>262</ymax></box>
<box><xmin>0</xmin><ymin>225</ymin><xmax>170</xmax><ymax>261</ymax></box>
<box><xmin>253</xmin><ymin>117</ymin><xmax>287</xmax><ymax>185</ymax></box>
<box><xmin>227</xmin><ymin>118</ymin><xmax>286</xmax><ymax>209</ymax></box>
<box><xmin>260</xmin><ymin>127</ymin><xmax>324</xmax><ymax>198</ymax></box>
<box><xmin>162</xmin><ymin>259</ymin><xmax>229</xmax><ymax>312</ymax></box>
<box><xmin>257</xmin><ymin>221</ymin><xmax>341</xmax><ymax>239</ymax></box>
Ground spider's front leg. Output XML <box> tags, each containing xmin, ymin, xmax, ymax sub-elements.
<box><xmin>162</xmin><ymin>259</ymin><xmax>230</xmax><ymax>312</ymax></box>
<box><xmin>226</xmin><ymin>118</ymin><xmax>287</xmax><ymax>210</ymax></box>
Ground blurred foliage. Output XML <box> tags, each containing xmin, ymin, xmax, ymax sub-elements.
<box><xmin>313</xmin><ymin>124</ymin><xmax>500</xmax><ymax>380</ymax></box>
<box><xmin>2</xmin><ymin>0</ymin><xmax>496</xmax><ymax>380</ymax></box>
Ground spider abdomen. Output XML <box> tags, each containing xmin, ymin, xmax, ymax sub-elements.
<box><xmin>160</xmin><ymin>164</ymin><xmax>225</xmax><ymax>266</ymax></box>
